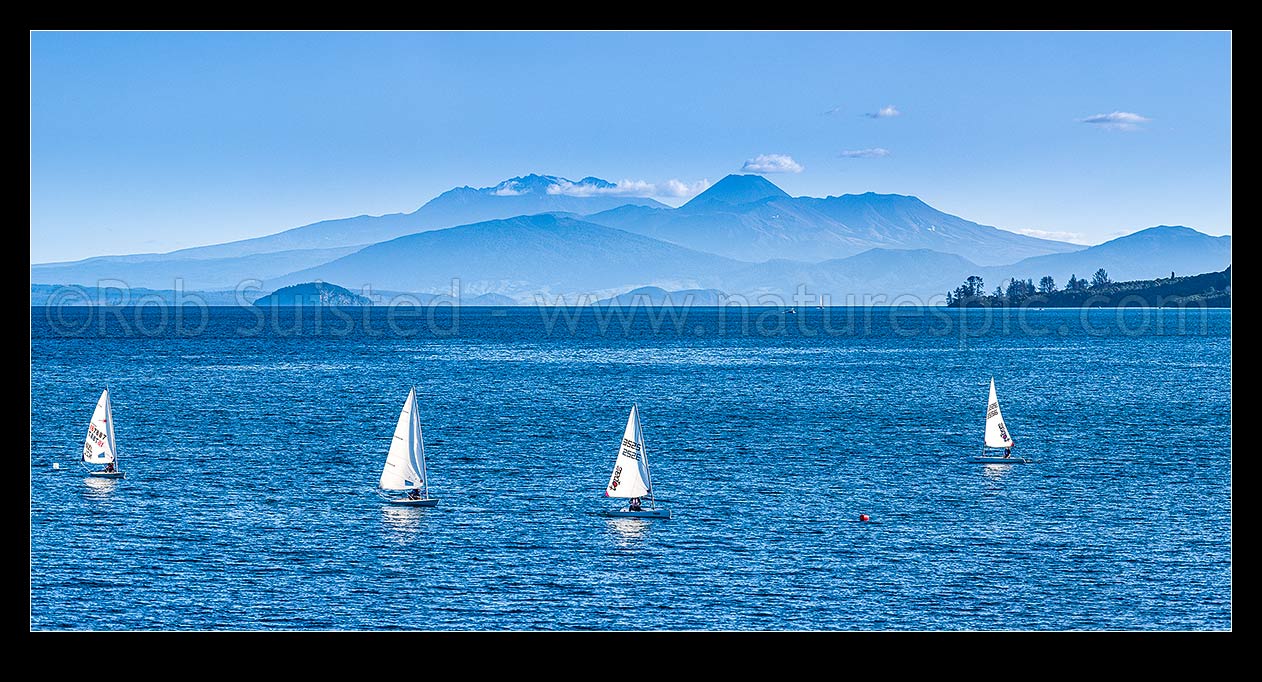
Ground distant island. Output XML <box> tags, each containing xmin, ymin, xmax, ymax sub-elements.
<box><xmin>253</xmin><ymin>282</ymin><xmax>373</xmax><ymax>306</ymax></box>
<box><xmin>945</xmin><ymin>267</ymin><xmax>1230</xmax><ymax>308</ymax></box>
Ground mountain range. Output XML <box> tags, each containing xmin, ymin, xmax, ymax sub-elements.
<box><xmin>31</xmin><ymin>174</ymin><xmax>666</xmax><ymax>284</ymax></box>
<box><xmin>586</xmin><ymin>174</ymin><xmax>1079</xmax><ymax>265</ymax></box>
<box><xmin>31</xmin><ymin>173</ymin><xmax>1231</xmax><ymax>304</ymax></box>
<box><xmin>268</xmin><ymin>214</ymin><xmax>739</xmax><ymax>302</ymax></box>
<box><xmin>981</xmin><ymin>225</ymin><xmax>1232</xmax><ymax>285</ymax></box>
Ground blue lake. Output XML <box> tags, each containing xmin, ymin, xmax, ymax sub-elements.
<box><xmin>29</xmin><ymin>306</ymin><xmax>1232</xmax><ymax>630</ymax></box>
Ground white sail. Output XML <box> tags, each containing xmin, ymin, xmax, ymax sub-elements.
<box><xmin>82</xmin><ymin>389</ymin><xmax>116</xmax><ymax>464</ymax></box>
<box><xmin>984</xmin><ymin>378</ymin><xmax>1015</xmax><ymax>448</ymax></box>
<box><xmin>605</xmin><ymin>404</ymin><xmax>651</xmax><ymax>499</ymax></box>
<box><xmin>380</xmin><ymin>388</ymin><xmax>426</xmax><ymax>491</ymax></box>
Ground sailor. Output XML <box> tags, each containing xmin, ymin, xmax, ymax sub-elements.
<box><xmin>629</xmin><ymin>497</ymin><xmax>642</xmax><ymax>511</ymax></box>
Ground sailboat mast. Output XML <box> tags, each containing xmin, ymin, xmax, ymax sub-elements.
<box><xmin>105</xmin><ymin>386</ymin><xmax>117</xmax><ymax>465</ymax></box>
<box><xmin>416</xmin><ymin>386</ymin><xmax>428</xmax><ymax>499</ymax></box>
<box><xmin>637</xmin><ymin>403</ymin><xmax>655</xmax><ymax>509</ymax></box>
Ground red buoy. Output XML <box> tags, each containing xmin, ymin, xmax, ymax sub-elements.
<box><xmin>859</xmin><ymin>514</ymin><xmax>870</xmax><ymax>522</ymax></box>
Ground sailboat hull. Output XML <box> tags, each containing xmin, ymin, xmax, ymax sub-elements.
<box><xmin>88</xmin><ymin>470</ymin><xmax>125</xmax><ymax>478</ymax></box>
<box><xmin>970</xmin><ymin>456</ymin><xmax>1032</xmax><ymax>464</ymax></box>
<box><xmin>390</xmin><ymin>498</ymin><xmax>438</xmax><ymax>507</ymax></box>
<box><xmin>604</xmin><ymin>508</ymin><xmax>670</xmax><ymax>519</ymax></box>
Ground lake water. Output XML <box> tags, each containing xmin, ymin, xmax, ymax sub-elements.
<box><xmin>29</xmin><ymin>306</ymin><xmax>1232</xmax><ymax>630</ymax></box>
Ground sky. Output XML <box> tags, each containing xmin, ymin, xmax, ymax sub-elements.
<box><xmin>30</xmin><ymin>31</ymin><xmax>1231</xmax><ymax>263</ymax></box>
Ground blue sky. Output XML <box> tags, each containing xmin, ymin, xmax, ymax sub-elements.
<box><xmin>30</xmin><ymin>31</ymin><xmax>1231</xmax><ymax>263</ymax></box>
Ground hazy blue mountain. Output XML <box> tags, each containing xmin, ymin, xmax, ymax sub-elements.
<box><xmin>982</xmin><ymin>226</ymin><xmax>1232</xmax><ymax>286</ymax></box>
<box><xmin>268</xmin><ymin>214</ymin><xmax>744</xmax><ymax>303</ymax></box>
<box><xmin>30</xmin><ymin>283</ymin><xmax>249</xmax><ymax>306</ymax></box>
<box><xmin>461</xmin><ymin>293</ymin><xmax>519</xmax><ymax>306</ymax></box>
<box><xmin>726</xmin><ymin>227</ymin><xmax>1231</xmax><ymax>302</ymax></box>
<box><xmin>257</xmin><ymin>222</ymin><xmax>1226</xmax><ymax>304</ymax></box>
<box><xmin>721</xmin><ymin>248</ymin><xmax>980</xmax><ymax>301</ymax></box>
<box><xmin>585</xmin><ymin>174</ymin><xmax>1081</xmax><ymax>265</ymax></box>
<box><xmin>594</xmin><ymin>286</ymin><xmax>728</xmax><ymax>306</ymax></box>
<box><xmin>682</xmin><ymin>174</ymin><xmax>789</xmax><ymax>208</ymax></box>
<box><xmin>368</xmin><ymin>290</ymin><xmax>519</xmax><ymax>306</ymax></box>
<box><xmin>30</xmin><ymin>246</ymin><xmax>365</xmax><ymax>291</ymax></box>
<box><xmin>32</xmin><ymin>167</ymin><xmax>1227</xmax><ymax>305</ymax></box>
<box><xmin>30</xmin><ymin>174</ymin><xmax>668</xmax><ymax>266</ymax></box>
<box><xmin>252</xmin><ymin>281</ymin><xmax>373</xmax><ymax>306</ymax></box>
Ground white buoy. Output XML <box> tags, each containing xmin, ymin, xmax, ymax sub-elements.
<box><xmin>52</xmin><ymin>463</ymin><xmax>60</xmax><ymax>470</ymax></box>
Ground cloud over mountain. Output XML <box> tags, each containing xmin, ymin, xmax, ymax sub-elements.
<box><xmin>741</xmin><ymin>154</ymin><xmax>804</xmax><ymax>174</ymax></box>
<box><xmin>546</xmin><ymin>177</ymin><xmax>710</xmax><ymax>198</ymax></box>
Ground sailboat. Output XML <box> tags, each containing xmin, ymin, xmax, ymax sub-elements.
<box><xmin>83</xmin><ymin>388</ymin><xmax>124</xmax><ymax>478</ymax></box>
<box><xmin>603</xmin><ymin>403</ymin><xmax>670</xmax><ymax>518</ymax></box>
<box><xmin>970</xmin><ymin>378</ymin><xmax>1031</xmax><ymax>464</ymax></box>
<box><xmin>378</xmin><ymin>387</ymin><xmax>437</xmax><ymax>506</ymax></box>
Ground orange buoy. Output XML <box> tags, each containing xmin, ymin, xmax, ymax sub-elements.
<box><xmin>859</xmin><ymin>514</ymin><xmax>870</xmax><ymax>522</ymax></box>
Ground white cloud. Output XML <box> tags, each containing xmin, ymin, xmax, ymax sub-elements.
<box><xmin>657</xmin><ymin>178</ymin><xmax>711</xmax><ymax>197</ymax></box>
<box><xmin>741</xmin><ymin>154</ymin><xmax>804</xmax><ymax>174</ymax></box>
<box><xmin>839</xmin><ymin>148</ymin><xmax>891</xmax><ymax>158</ymax></box>
<box><xmin>864</xmin><ymin>105</ymin><xmax>901</xmax><ymax>119</ymax></box>
<box><xmin>547</xmin><ymin>180</ymin><xmax>649</xmax><ymax>197</ymax></box>
<box><xmin>1079</xmin><ymin>111</ymin><xmax>1151</xmax><ymax>132</ymax></box>
<box><xmin>490</xmin><ymin>181</ymin><xmax>525</xmax><ymax>196</ymax></box>
<box><xmin>546</xmin><ymin>178</ymin><xmax>711</xmax><ymax>199</ymax></box>
<box><xmin>1012</xmin><ymin>227</ymin><xmax>1090</xmax><ymax>244</ymax></box>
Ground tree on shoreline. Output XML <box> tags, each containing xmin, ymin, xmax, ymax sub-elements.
<box><xmin>948</xmin><ymin>275</ymin><xmax>986</xmax><ymax>305</ymax></box>
<box><xmin>944</xmin><ymin>266</ymin><xmax>1230</xmax><ymax>308</ymax></box>
<box><xmin>1092</xmin><ymin>268</ymin><xmax>1111</xmax><ymax>288</ymax></box>
<box><xmin>1006</xmin><ymin>277</ymin><xmax>1035</xmax><ymax>302</ymax></box>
